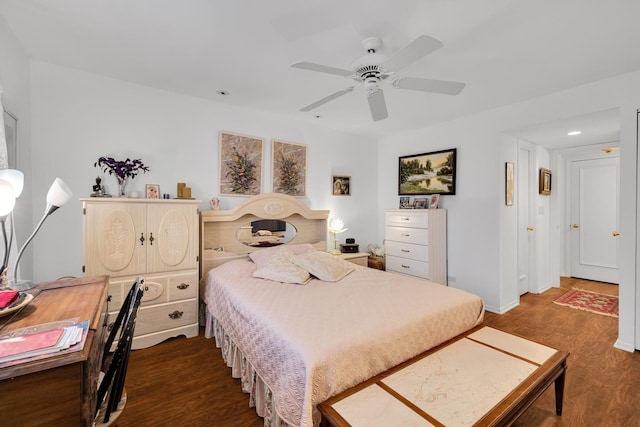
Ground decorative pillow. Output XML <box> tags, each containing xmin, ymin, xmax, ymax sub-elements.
<box><xmin>290</xmin><ymin>251</ymin><xmax>355</xmax><ymax>282</ymax></box>
<box><xmin>249</xmin><ymin>243</ymin><xmax>315</xmax><ymax>269</ymax></box>
<box><xmin>253</xmin><ymin>247</ymin><xmax>311</xmax><ymax>285</ymax></box>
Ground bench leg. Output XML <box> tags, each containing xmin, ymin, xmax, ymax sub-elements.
<box><xmin>554</xmin><ymin>363</ymin><xmax>567</xmax><ymax>416</ymax></box>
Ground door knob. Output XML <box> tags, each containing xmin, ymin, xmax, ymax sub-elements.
<box><xmin>613</xmin><ymin>231</ymin><xmax>620</xmax><ymax>237</ymax></box>
<box><xmin>572</xmin><ymin>224</ymin><xmax>579</xmax><ymax>228</ymax></box>
<box><xmin>527</xmin><ymin>226</ymin><xmax>534</xmax><ymax>231</ymax></box>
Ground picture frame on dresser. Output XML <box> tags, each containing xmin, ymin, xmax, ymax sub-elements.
<box><xmin>399</xmin><ymin>196</ymin><xmax>411</xmax><ymax>209</ymax></box>
<box><xmin>398</xmin><ymin>148</ymin><xmax>457</xmax><ymax>195</ymax></box>
<box><xmin>219</xmin><ymin>130</ymin><xmax>263</xmax><ymax>196</ymax></box>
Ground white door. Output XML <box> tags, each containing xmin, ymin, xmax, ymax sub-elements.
<box><xmin>570</xmin><ymin>157</ymin><xmax>620</xmax><ymax>283</ymax></box>
<box><xmin>517</xmin><ymin>144</ymin><xmax>535</xmax><ymax>295</ymax></box>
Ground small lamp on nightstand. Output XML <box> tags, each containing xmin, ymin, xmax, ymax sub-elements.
<box><xmin>328</xmin><ymin>218</ymin><xmax>347</xmax><ymax>255</ymax></box>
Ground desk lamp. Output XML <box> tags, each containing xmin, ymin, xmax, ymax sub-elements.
<box><xmin>11</xmin><ymin>177</ymin><xmax>72</xmax><ymax>290</ymax></box>
<box><xmin>0</xmin><ymin>169</ymin><xmax>23</xmax><ymax>279</ymax></box>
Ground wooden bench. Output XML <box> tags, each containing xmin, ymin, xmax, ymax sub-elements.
<box><xmin>319</xmin><ymin>326</ymin><xmax>569</xmax><ymax>426</ymax></box>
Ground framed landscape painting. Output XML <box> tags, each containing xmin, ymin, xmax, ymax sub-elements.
<box><xmin>272</xmin><ymin>140</ymin><xmax>306</xmax><ymax>197</ymax></box>
<box><xmin>219</xmin><ymin>131</ymin><xmax>263</xmax><ymax>196</ymax></box>
<box><xmin>399</xmin><ymin>148</ymin><xmax>457</xmax><ymax>195</ymax></box>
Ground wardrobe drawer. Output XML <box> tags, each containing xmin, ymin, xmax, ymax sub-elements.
<box><xmin>385</xmin><ymin>226</ymin><xmax>428</xmax><ymax>245</ymax></box>
<box><xmin>385</xmin><ymin>255</ymin><xmax>429</xmax><ymax>279</ymax></box>
<box><xmin>385</xmin><ymin>211</ymin><xmax>428</xmax><ymax>228</ymax></box>
<box><xmin>386</xmin><ymin>241</ymin><xmax>428</xmax><ymax>262</ymax></box>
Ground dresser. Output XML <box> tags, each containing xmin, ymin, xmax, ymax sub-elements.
<box><xmin>385</xmin><ymin>209</ymin><xmax>447</xmax><ymax>285</ymax></box>
<box><xmin>82</xmin><ymin>198</ymin><xmax>199</xmax><ymax>349</ymax></box>
<box><xmin>0</xmin><ymin>276</ymin><xmax>109</xmax><ymax>426</ymax></box>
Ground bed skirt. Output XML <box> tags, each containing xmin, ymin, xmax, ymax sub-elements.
<box><xmin>205</xmin><ymin>310</ymin><xmax>298</xmax><ymax>427</ymax></box>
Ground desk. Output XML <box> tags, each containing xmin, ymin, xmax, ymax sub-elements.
<box><xmin>319</xmin><ymin>326</ymin><xmax>569</xmax><ymax>426</ymax></box>
<box><xmin>0</xmin><ymin>276</ymin><xmax>109</xmax><ymax>426</ymax></box>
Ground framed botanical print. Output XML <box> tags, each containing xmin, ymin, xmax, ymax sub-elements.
<box><xmin>399</xmin><ymin>148</ymin><xmax>456</xmax><ymax>195</ymax></box>
<box><xmin>219</xmin><ymin>131</ymin><xmax>263</xmax><ymax>196</ymax></box>
<box><xmin>272</xmin><ymin>140</ymin><xmax>306</xmax><ymax>197</ymax></box>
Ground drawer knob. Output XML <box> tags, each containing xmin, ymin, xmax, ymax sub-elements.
<box><xmin>400</xmin><ymin>217</ymin><xmax>410</xmax><ymax>221</ymax></box>
<box><xmin>401</xmin><ymin>264</ymin><xmax>410</xmax><ymax>269</ymax></box>
<box><xmin>168</xmin><ymin>310</ymin><xmax>184</xmax><ymax>319</ymax></box>
<box><xmin>401</xmin><ymin>249</ymin><xmax>410</xmax><ymax>253</ymax></box>
<box><xmin>177</xmin><ymin>283</ymin><xmax>190</xmax><ymax>290</ymax></box>
<box><xmin>401</xmin><ymin>233</ymin><xmax>410</xmax><ymax>237</ymax></box>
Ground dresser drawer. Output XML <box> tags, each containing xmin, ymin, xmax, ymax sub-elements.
<box><xmin>135</xmin><ymin>300</ymin><xmax>198</xmax><ymax>336</ymax></box>
<box><xmin>167</xmin><ymin>272</ymin><xmax>198</xmax><ymax>301</ymax></box>
<box><xmin>386</xmin><ymin>241</ymin><xmax>428</xmax><ymax>262</ymax></box>
<box><xmin>385</xmin><ymin>226</ymin><xmax>428</xmax><ymax>245</ymax></box>
<box><xmin>385</xmin><ymin>210</ymin><xmax>429</xmax><ymax>228</ymax></box>
<box><xmin>385</xmin><ymin>255</ymin><xmax>429</xmax><ymax>279</ymax></box>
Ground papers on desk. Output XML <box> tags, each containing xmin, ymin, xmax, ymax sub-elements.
<box><xmin>0</xmin><ymin>320</ymin><xmax>89</xmax><ymax>366</ymax></box>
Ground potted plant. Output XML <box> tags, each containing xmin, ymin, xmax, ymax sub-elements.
<box><xmin>94</xmin><ymin>156</ymin><xmax>150</xmax><ymax>197</ymax></box>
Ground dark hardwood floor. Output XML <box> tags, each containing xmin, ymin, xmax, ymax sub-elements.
<box><xmin>117</xmin><ymin>278</ymin><xmax>639</xmax><ymax>426</ymax></box>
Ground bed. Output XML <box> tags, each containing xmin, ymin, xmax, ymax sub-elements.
<box><xmin>200</xmin><ymin>194</ymin><xmax>484</xmax><ymax>427</ymax></box>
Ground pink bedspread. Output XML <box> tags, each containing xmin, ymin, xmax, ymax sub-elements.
<box><xmin>204</xmin><ymin>259</ymin><xmax>484</xmax><ymax>426</ymax></box>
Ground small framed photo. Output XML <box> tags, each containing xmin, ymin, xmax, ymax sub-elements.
<box><xmin>146</xmin><ymin>184</ymin><xmax>160</xmax><ymax>199</ymax></box>
<box><xmin>399</xmin><ymin>196</ymin><xmax>411</xmax><ymax>209</ymax></box>
<box><xmin>429</xmin><ymin>194</ymin><xmax>440</xmax><ymax>209</ymax></box>
<box><xmin>505</xmin><ymin>162</ymin><xmax>515</xmax><ymax>206</ymax></box>
<box><xmin>539</xmin><ymin>168</ymin><xmax>552</xmax><ymax>196</ymax></box>
<box><xmin>413</xmin><ymin>197</ymin><xmax>427</xmax><ymax>209</ymax></box>
<box><xmin>332</xmin><ymin>175</ymin><xmax>351</xmax><ymax>196</ymax></box>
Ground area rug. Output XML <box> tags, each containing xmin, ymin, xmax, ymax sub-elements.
<box><xmin>553</xmin><ymin>288</ymin><xmax>618</xmax><ymax>317</ymax></box>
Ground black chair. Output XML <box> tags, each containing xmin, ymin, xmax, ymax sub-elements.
<box><xmin>95</xmin><ymin>277</ymin><xmax>145</xmax><ymax>425</ymax></box>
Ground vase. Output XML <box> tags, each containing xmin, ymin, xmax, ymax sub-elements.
<box><xmin>116</xmin><ymin>177</ymin><xmax>128</xmax><ymax>197</ymax></box>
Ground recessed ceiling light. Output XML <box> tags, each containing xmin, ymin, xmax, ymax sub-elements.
<box><xmin>216</xmin><ymin>90</ymin><xmax>230</xmax><ymax>96</ymax></box>
<box><xmin>314</xmin><ymin>114</ymin><xmax>322</xmax><ymax>119</ymax></box>
<box><xmin>567</xmin><ymin>130</ymin><xmax>582</xmax><ymax>136</ymax></box>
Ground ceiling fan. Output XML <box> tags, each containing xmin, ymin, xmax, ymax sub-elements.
<box><xmin>291</xmin><ymin>35</ymin><xmax>465</xmax><ymax>122</ymax></box>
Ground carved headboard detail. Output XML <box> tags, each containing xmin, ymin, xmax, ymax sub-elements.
<box><xmin>199</xmin><ymin>193</ymin><xmax>329</xmax><ymax>278</ymax></box>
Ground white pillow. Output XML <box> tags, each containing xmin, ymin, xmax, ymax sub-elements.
<box><xmin>249</xmin><ymin>243</ymin><xmax>316</xmax><ymax>269</ymax></box>
<box><xmin>253</xmin><ymin>247</ymin><xmax>311</xmax><ymax>285</ymax></box>
<box><xmin>291</xmin><ymin>251</ymin><xmax>355</xmax><ymax>282</ymax></box>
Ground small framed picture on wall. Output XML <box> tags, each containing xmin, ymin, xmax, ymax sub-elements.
<box><xmin>332</xmin><ymin>175</ymin><xmax>351</xmax><ymax>196</ymax></box>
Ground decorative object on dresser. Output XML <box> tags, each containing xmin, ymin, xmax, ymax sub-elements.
<box><xmin>331</xmin><ymin>175</ymin><xmax>351</xmax><ymax>196</ymax></box>
<box><xmin>328</xmin><ymin>218</ymin><xmax>347</xmax><ymax>255</ymax></box>
<box><xmin>0</xmin><ymin>276</ymin><xmax>110</xmax><ymax>427</ymax></box>
<box><xmin>399</xmin><ymin>196</ymin><xmax>411</xmax><ymax>209</ymax></box>
<box><xmin>385</xmin><ymin>209</ymin><xmax>447</xmax><ymax>285</ymax></box>
<box><xmin>219</xmin><ymin>131</ymin><xmax>263</xmax><ymax>196</ymax></box>
<box><xmin>399</xmin><ymin>148</ymin><xmax>457</xmax><ymax>195</ymax></box>
<box><xmin>176</xmin><ymin>182</ymin><xmax>194</xmax><ymax>199</ymax></box>
<box><xmin>412</xmin><ymin>197</ymin><xmax>427</xmax><ymax>209</ymax></box>
<box><xmin>10</xmin><ymin>177</ymin><xmax>73</xmax><ymax>291</ymax></box>
<box><xmin>94</xmin><ymin>156</ymin><xmax>149</xmax><ymax>198</ymax></box>
<box><xmin>428</xmin><ymin>194</ymin><xmax>440</xmax><ymax>209</ymax></box>
<box><xmin>145</xmin><ymin>184</ymin><xmax>160</xmax><ymax>199</ymax></box>
<box><xmin>272</xmin><ymin>140</ymin><xmax>306</xmax><ymax>197</ymax></box>
<box><xmin>81</xmin><ymin>198</ymin><xmax>199</xmax><ymax>349</ymax></box>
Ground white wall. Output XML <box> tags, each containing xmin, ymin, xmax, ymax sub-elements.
<box><xmin>0</xmin><ymin>14</ymin><xmax>32</xmax><ymax>279</ymax></box>
<box><xmin>29</xmin><ymin>61</ymin><xmax>379</xmax><ymax>283</ymax></box>
<box><xmin>378</xmin><ymin>70</ymin><xmax>640</xmax><ymax>349</ymax></box>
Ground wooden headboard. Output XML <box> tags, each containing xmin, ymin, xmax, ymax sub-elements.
<box><xmin>199</xmin><ymin>193</ymin><xmax>329</xmax><ymax>278</ymax></box>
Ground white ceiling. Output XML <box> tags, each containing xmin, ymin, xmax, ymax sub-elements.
<box><xmin>0</xmin><ymin>0</ymin><xmax>638</xmax><ymax>145</ymax></box>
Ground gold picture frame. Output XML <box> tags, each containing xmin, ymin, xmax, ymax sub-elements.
<box><xmin>219</xmin><ymin>131</ymin><xmax>263</xmax><ymax>196</ymax></box>
<box><xmin>272</xmin><ymin>140</ymin><xmax>306</xmax><ymax>197</ymax></box>
<box><xmin>539</xmin><ymin>168</ymin><xmax>552</xmax><ymax>196</ymax></box>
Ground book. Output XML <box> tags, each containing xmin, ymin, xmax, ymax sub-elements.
<box><xmin>0</xmin><ymin>320</ymin><xmax>90</xmax><ymax>365</ymax></box>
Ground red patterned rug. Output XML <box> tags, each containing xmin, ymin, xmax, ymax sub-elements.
<box><xmin>553</xmin><ymin>288</ymin><xmax>618</xmax><ymax>317</ymax></box>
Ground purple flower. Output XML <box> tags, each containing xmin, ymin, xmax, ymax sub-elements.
<box><xmin>94</xmin><ymin>156</ymin><xmax>150</xmax><ymax>180</ymax></box>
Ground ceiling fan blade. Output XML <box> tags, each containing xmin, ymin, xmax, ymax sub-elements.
<box><xmin>300</xmin><ymin>87</ymin><xmax>354</xmax><ymax>112</ymax></box>
<box><xmin>367</xmin><ymin>89</ymin><xmax>388</xmax><ymax>122</ymax></box>
<box><xmin>394</xmin><ymin>77</ymin><xmax>465</xmax><ymax>95</ymax></box>
<box><xmin>381</xmin><ymin>35</ymin><xmax>444</xmax><ymax>72</ymax></box>
<box><xmin>291</xmin><ymin>61</ymin><xmax>353</xmax><ymax>77</ymax></box>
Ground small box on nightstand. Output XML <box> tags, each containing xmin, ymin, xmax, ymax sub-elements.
<box><xmin>340</xmin><ymin>243</ymin><xmax>359</xmax><ymax>253</ymax></box>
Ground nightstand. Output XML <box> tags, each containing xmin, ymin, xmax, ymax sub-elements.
<box><xmin>337</xmin><ymin>252</ymin><xmax>369</xmax><ymax>267</ymax></box>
